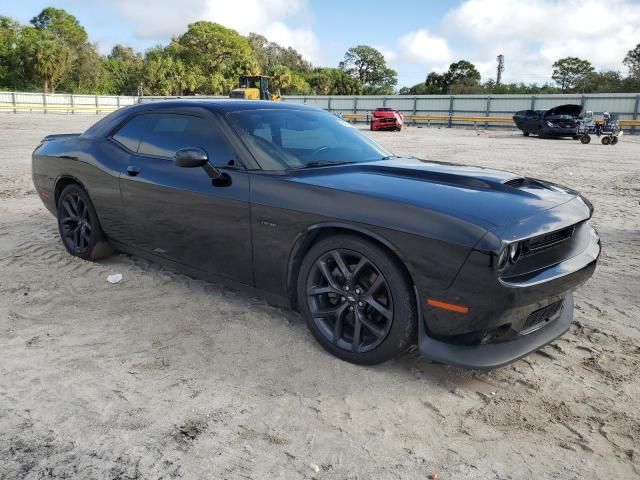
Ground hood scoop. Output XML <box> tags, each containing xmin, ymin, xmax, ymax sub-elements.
<box><xmin>503</xmin><ymin>177</ymin><xmax>527</xmax><ymax>188</ymax></box>
<box><xmin>503</xmin><ymin>177</ymin><xmax>548</xmax><ymax>190</ymax></box>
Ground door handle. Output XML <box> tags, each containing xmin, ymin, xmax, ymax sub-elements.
<box><xmin>126</xmin><ymin>166</ymin><xmax>141</xmax><ymax>176</ymax></box>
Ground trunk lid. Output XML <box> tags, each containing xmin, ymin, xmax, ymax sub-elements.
<box><xmin>41</xmin><ymin>133</ymin><xmax>81</xmax><ymax>142</ymax></box>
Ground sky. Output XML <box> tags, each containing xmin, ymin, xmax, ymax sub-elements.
<box><xmin>7</xmin><ymin>0</ymin><xmax>640</xmax><ymax>88</ymax></box>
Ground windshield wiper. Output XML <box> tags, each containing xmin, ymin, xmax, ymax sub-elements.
<box><xmin>296</xmin><ymin>160</ymin><xmax>356</xmax><ymax>169</ymax></box>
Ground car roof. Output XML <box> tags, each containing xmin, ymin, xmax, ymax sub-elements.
<box><xmin>83</xmin><ymin>99</ymin><xmax>321</xmax><ymax>138</ymax></box>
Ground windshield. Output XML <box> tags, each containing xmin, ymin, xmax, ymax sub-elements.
<box><xmin>227</xmin><ymin>109</ymin><xmax>392</xmax><ymax>170</ymax></box>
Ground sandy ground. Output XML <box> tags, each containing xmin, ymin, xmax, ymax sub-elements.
<box><xmin>1</xmin><ymin>114</ymin><xmax>639</xmax><ymax>480</ymax></box>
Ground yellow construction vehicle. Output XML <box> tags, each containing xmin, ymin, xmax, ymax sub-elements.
<box><xmin>229</xmin><ymin>75</ymin><xmax>280</xmax><ymax>101</ymax></box>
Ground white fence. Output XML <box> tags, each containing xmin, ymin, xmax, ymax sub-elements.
<box><xmin>2</xmin><ymin>91</ymin><xmax>639</xmax><ymax>131</ymax></box>
<box><xmin>0</xmin><ymin>91</ymin><xmax>138</xmax><ymax>114</ymax></box>
<box><xmin>285</xmin><ymin>93</ymin><xmax>640</xmax><ymax>125</ymax></box>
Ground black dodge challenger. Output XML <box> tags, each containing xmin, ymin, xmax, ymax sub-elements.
<box><xmin>32</xmin><ymin>100</ymin><xmax>600</xmax><ymax>368</ymax></box>
<box><xmin>513</xmin><ymin>104</ymin><xmax>583</xmax><ymax>138</ymax></box>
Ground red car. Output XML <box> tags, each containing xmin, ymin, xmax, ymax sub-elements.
<box><xmin>370</xmin><ymin>107</ymin><xmax>404</xmax><ymax>131</ymax></box>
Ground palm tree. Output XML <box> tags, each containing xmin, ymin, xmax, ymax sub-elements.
<box><xmin>271</xmin><ymin>65</ymin><xmax>292</xmax><ymax>96</ymax></box>
<box><xmin>33</xmin><ymin>31</ymin><xmax>72</xmax><ymax>93</ymax></box>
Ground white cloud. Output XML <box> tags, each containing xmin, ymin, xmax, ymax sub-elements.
<box><xmin>398</xmin><ymin>30</ymin><xmax>451</xmax><ymax>65</ymax></box>
<box><xmin>372</xmin><ymin>30</ymin><xmax>452</xmax><ymax>86</ymax></box>
<box><xmin>261</xmin><ymin>21</ymin><xmax>322</xmax><ymax>65</ymax></box>
<box><xmin>108</xmin><ymin>0</ymin><xmax>321</xmax><ymax>63</ymax></box>
<box><xmin>387</xmin><ymin>0</ymin><xmax>640</xmax><ymax>87</ymax></box>
<box><xmin>373</xmin><ymin>45</ymin><xmax>398</xmax><ymax>64</ymax></box>
<box><xmin>110</xmin><ymin>0</ymin><xmax>205</xmax><ymax>38</ymax></box>
<box><xmin>443</xmin><ymin>0</ymin><xmax>640</xmax><ymax>82</ymax></box>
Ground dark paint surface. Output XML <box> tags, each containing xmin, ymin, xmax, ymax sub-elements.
<box><xmin>32</xmin><ymin>100</ymin><xmax>600</xmax><ymax>366</ymax></box>
<box><xmin>513</xmin><ymin>104</ymin><xmax>582</xmax><ymax>137</ymax></box>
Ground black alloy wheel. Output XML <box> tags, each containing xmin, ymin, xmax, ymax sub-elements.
<box><xmin>57</xmin><ymin>184</ymin><xmax>113</xmax><ymax>261</ymax></box>
<box><xmin>60</xmin><ymin>191</ymin><xmax>92</xmax><ymax>254</ymax></box>
<box><xmin>306</xmin><ymin>249</ymin><xmax>393</xmax><ymax>353</ymax></box>
<box><xmin>298</xmin><ymin>235</ymin><xmax>417</xmax><ymax>365</ymax></box>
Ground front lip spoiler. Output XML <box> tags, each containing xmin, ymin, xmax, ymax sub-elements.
<box><xmin>415</xmin><ymin>287</ymin><xmax>573</xmax><ymax>370</ymax></box>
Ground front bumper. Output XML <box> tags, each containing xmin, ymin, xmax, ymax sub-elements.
<box><xmin>416</xmin><ymin>216</ymin><xmax>600</xmax><ymax>369</ymax></box>
<box><xmin>541</xmin><ymin>125</ymin><xmax>577</xmax><ymax>137</ymax></box>
<box><xmin>371</xmin><ymin>119</ymin><xmax>402</xmax><ymax>130</ymax></box>
<box><xmin>417</xmin><ymin>291</ymin><xmax>574</xmax><ymax>369</ymax></box>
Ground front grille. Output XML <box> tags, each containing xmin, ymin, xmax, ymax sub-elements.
<box><xmin>522</xmin><ymin>300</ymin><xmax>564</xmax><ymax>332</ymax></box>
<box><xmin>521</xmin><ymin>225</ymin><xmax>576</xmax><ymax>257</ymax></box>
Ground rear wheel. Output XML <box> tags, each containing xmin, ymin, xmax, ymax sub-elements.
<box><xmin>522</xmin><ymin>131</ymin><xmax>530</xmax><ymax>136</ymax></box>
<box><xmin>297</xmin><ymin>235</ymin><xmax>417</xmax><ymax>365</ymax></box>
<box><xmin>580</xmin><ymin>134</ymin><xmax>591</xmax><ymax>144</ymax></box>
<box><xmin>611</xmin><ymin>136</ymin><xmax>619</xmax><ymax>145</ymax></box>
<box><xmin>57</xmin><ymin>184</ymin><xmax>113</xmax><ymax>261</ymax></box>
<box><xmin>602</xmin><ymin>136</ymin><xmax>611</xmax><ymax>145</ymax></box>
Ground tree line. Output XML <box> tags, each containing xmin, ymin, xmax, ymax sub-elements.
<box><xmin>0</xmin><ymin>8</ymin><xmax>396</xmax><ymax>96</ymax></box>
<box><xmin>1</xmin><ymin>8</ymin><xmax>639</xmax><ymax>97</ymax></box>
<box><xmin>400</xmin><ymin>53</ymin><xmax>640</xmax><ymax>95</ymax></box>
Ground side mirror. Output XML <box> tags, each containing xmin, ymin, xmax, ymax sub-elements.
<box><xmin>174</xmin><ymin>147</ymin><xmax>223</xmax><ymax>180</ymax></box>
<box><xmin>174</xmin><ymin>147</ymin><xmax>209</xmax><ymax>168</ymax></box>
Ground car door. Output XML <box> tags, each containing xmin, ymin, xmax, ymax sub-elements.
<box><xmin>519</xmin><ymin>110</ymin><xmax>539</xmax><ymax>133</ymax></box>
<box><xmin>114</xmin><ymin>110</ymin><xmax>253</xmax><ymax>285</ymax></box>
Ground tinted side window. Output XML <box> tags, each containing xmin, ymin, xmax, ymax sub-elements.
<box><xmin>112</xmin><ymin>115</ymin><xmax>148</xmax><ymax>152</ymax></box>
<box><xmin>138</xmin><ymin>114</ymin><xmax>235</xmax><ymax>166</ymax></box>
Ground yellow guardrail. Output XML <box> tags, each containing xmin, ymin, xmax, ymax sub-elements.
<box><xmin>342</xmin><ymin>113</ymin><xmax>640</xmax><ymax>126</ymax></box>
<box><xmin>2</xmin><ymin>103</ymin><xmax>640</xmax><ymax>126</ymax></box>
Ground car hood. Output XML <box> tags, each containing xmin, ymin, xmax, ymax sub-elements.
<box><xmin>544</xmin><ymin>104</ymin><xmax>582</xmax><ymax>117</ymax></box>
<box><xmin>289</xmin><ymin>158</ymin><xmax>579</xmax><ymax>229</ymax></box>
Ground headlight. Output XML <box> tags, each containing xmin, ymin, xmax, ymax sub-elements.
<box><xmin>497</xmin><ymin>242</ymin><xmax>522</xmax><ymax>269</ymax></box>
<box><xmin>546</xmin><ymin>121</ymin><xmax>554</xmax><ymax>128</ymax></box>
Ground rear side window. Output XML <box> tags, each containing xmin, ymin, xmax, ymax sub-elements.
<box><xmin>112</xmin><ymin>115</ymin><xmax>148</xmax><ymax>152</ymax></box>
<box><xmin>138</xmin><ymin>113</ymin><xmax>235</xmax><ymax>166</ymax></box>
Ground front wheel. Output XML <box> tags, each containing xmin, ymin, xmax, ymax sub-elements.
<box><xmin>297</xmin><ymin>235</ymin><xmax>417</xmax><ymax>365</ymax></box>
<box><xmin>57</xmin><ymin>184</ymin><xmax>113</xmax><ymax>261</ymax></box>
<box><xmin>611</xmin><ymin>136</ymin><xmax>619</xmax><ymax>145</ymax></box>
<box><xmin>522</xmin><ymin>131</ymin><xmax>530</xmax><ymax>136</ymax></box>
<box><xmin>602</xmin><ymin>136</ymin><xmax>611</xmax><ymax>145</ymax></box>
<box><xmin>580</xmin><ymin>134</ymin><xmax>591</xmax><ymax>144</ymax></box>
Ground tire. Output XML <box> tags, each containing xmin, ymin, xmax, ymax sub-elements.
<box><xmin>57</xmin><ymin>184</ymin><xmax>113</xmax><ymax>261</ymax></box>
<box><xmin>580</xmin><ymin>134</ymin><xmax>591</xmax><ymax>144</ymax></box>
<box><xmin>573</xmin><ymin>135</ymin><xmax>580</xmax><ymax>140</ymax></box>
<box><xmin>297</xmin><ymin>234</ymin><xmax>417</xmax><ymax>365</ymax></box>
<box><xmin>523</xmin><ymin>131</ymin><xmax>530</xmax><ymax>136</ymax></box>
<box><xmin>611</xmin><ymin>136</ymin><xmax>618</xmax><ymax>145</ymax></box>
<box><xmin>602</xmin><ymin>136</ymin><xmax>611</xmax><ymax>145</ymax></box>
